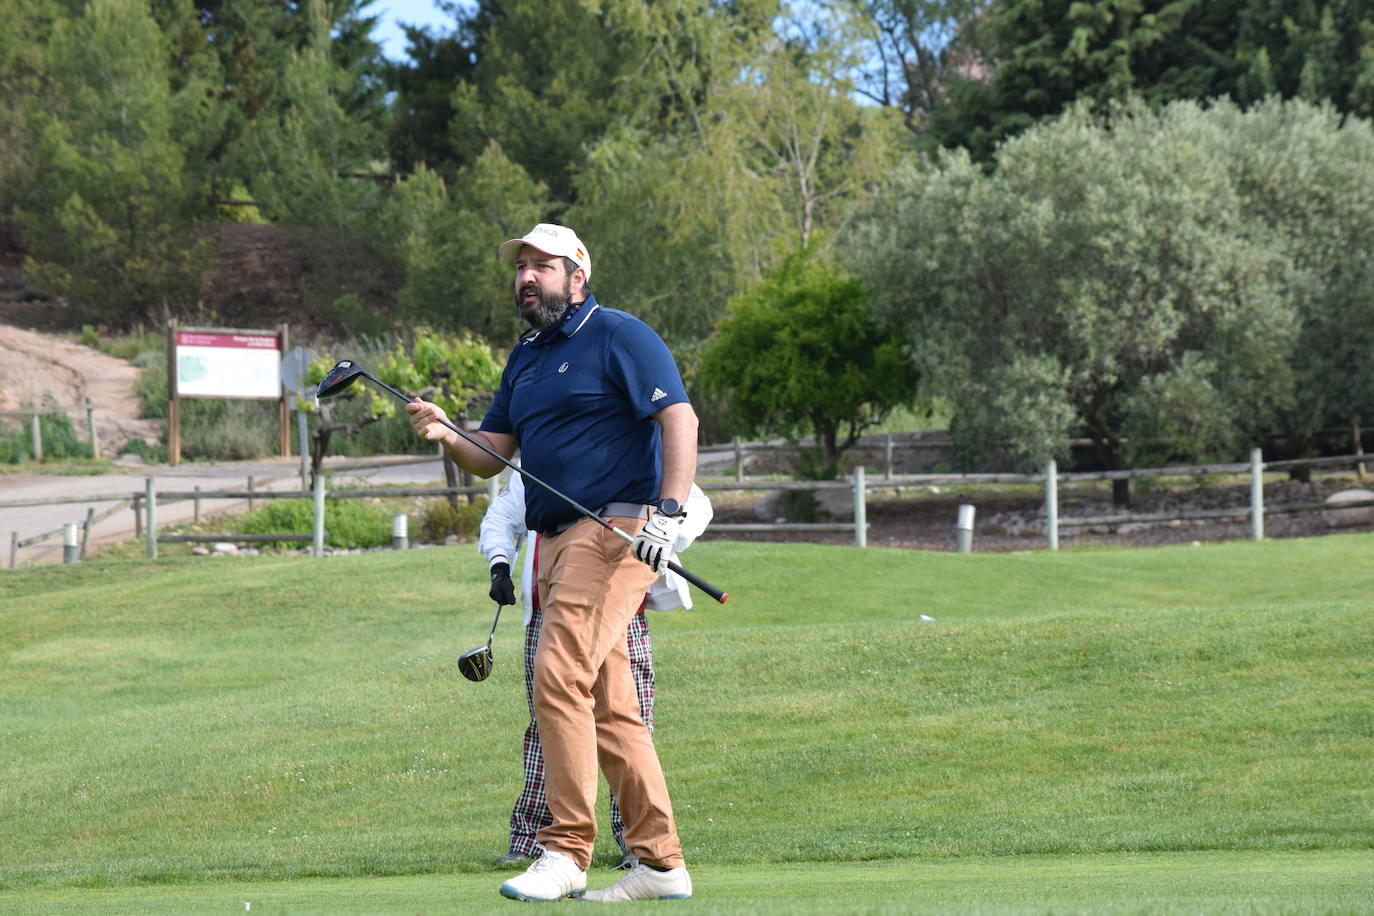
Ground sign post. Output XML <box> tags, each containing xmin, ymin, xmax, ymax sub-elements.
<box><xmin>277</xmin><ymin>324</ymin><xmax>290</xmax><ymax>458</ymax></box>
<box><xmin>280</xmin><ymin>345</ymin><xmax>318</xmax><ymax>487</ymax></box>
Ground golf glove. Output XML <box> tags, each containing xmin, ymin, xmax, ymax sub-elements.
<box><xmin>632</xmin><ymin>512</ymin><xmax>682</xmax><ymax>573</ymax></box>
<box><xmin>489</xmin><ymin>562</ymin><xmax>516</xmax><ymax>606</ymax></box>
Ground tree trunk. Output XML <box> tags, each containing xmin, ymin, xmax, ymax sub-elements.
<box><xmin>1354</xmin><ymin>418</ymin><xmax>1366</xmax><ymax>482</ymax></box>
<box><xmin>443</xmin><ymin>451</ymin><xmax>460</xmax><ymax>511</ymax></box>
<box><xmin>309</xmin><ymin>427</ymin><xmax>331</xmax><ymax>487</ymax></box>
<box><xmin>823</xmin><ymin>428</ymin><xmax>840</xmax><ymax>479</ymax></box>
<box><xmin>1087</xmin><ymin>431</ymin><xmax>1132</xmax><ymax>508</ymax></box>
<box><xmin>1287</xmin><ymin>431</ymin><xmax>1315</xmax><ymax>482</ymax></box>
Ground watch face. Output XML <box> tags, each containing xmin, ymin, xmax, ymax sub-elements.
<box><xmin>657</xmin><ymin>498</ymin><xmax>683</xmax><ymax>516</ymax></box>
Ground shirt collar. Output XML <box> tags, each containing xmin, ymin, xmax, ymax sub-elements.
<box><xmin>530</xmin><ymin>294</ymin><xmax>599</xmax><ymax>346</ymax></box>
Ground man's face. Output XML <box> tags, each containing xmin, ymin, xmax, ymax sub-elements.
<box><xmin>514</xmin><ymin>247</ymin><xmax>582</xmax><ymax>330</ymax></box>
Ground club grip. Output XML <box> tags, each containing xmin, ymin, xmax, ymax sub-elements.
<box><xmin>667</xmin><ymin>559</ymin><xmax>728</xmax><ymax>604</ymax></box>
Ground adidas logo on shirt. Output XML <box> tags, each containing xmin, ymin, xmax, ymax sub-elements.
<box><xmin>650</xmin><ymin>388</ymin><xmax>668</xmax><ymax>402</ymax></box>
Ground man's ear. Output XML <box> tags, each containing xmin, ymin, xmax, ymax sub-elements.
<box><xmin>571</xmin><ymin>267</ymin><xmax>587</xmax><ymax>298</ymax></box>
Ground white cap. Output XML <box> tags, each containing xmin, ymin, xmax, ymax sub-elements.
<box><xmin>498</xmin><ymin>223</ymin><xmax>591</xmax><ymax>281</ymax></box>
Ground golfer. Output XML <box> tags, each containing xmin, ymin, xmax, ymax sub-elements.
<box><xmin>480</xmin><ymin>474</ymin><xmax>713</xmax><ymax>871</ymax></box>
<box><xmin>406</xmin><ymin>223</ymin><xmax>699</xmax><ymax>902</ymax></box>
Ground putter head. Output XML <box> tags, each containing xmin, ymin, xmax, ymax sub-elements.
<box><xmin>457</xmin><ymin>644</ymin><xmax>494</xmax><ymax>682</ymax></box>
<box><xmin>316</xmin><ymin>359</ymin><xmax>367</xmax><ymax>400</ymax></box>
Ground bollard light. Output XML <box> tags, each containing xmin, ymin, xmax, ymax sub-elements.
<box><xmin>392</xmin><ymin>513</ymin><xmax>409</xmax><ymax>550</ymax></box>
<box><xmin>956</xmin><ymin>503</ymin><xmax>975</xmax><ymax>553</ymax></box>
<box><xmin>63</xmin><ymin>522</ymin><xmax>80</xmax><ymax>564</ymax></box>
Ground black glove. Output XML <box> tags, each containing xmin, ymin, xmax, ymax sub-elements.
<box><xmin>489</xmin><ymin>562</ymin><xmax>516</xmax><ymax>606</ymax></box>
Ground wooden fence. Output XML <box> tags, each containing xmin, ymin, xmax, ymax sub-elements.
<box><xmin>6</xmin><ymin>448</ymin><xmax>1374</xmax><ymax>567</ymax></box>
<box><xmin>0</xmin><ymin>402</ymin><xmax>103</xmax><ymax>461</ymax></box>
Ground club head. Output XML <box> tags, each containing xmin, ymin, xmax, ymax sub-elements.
<box><xmin>457</xmin><ymin>644</ymin><xmax>494</xmax><ymax>682</ymax></box>
<box><xmin>316</xmin><ymin>359</ymin><xmax>368</xmax><ymax>400</ymax></box>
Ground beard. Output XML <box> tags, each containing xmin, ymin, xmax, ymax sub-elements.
<box><xmin>516</xmin><ymin>275</ymin><xmax>572</xmax><ymax>331</ymax></box>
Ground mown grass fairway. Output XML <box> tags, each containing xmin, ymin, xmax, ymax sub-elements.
<box><xmin>2</xmin><ymin>537</ymin><xmax>1372</xmax><ymax>912</ymax></box>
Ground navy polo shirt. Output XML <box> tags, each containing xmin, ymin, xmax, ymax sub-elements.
<box><xmin>480</xmin><ymin>294</ymin><xmax>689</xmax><ymax>534</ymax></box>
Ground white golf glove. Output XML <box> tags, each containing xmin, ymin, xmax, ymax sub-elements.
<box><xmin>632</xmin><ymin>512</ymin><xmax>682</xmax><ymax>573</ymax></box>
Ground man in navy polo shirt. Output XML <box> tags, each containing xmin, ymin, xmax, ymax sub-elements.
<box><xmin>406</xmin><ymin>223</ymin><xmax>698</xmax><ymax>903</ymax></box>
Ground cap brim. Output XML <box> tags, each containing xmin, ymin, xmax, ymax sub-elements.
<box><xmin>498</xmin><ymin>237</ymin><xmax>548</xmax><ymax>260</ymax></box>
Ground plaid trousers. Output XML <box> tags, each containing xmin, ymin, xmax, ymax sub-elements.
<box><xmin>506</xmin><ymin>603</ymin><xmax>655</xmax><ymax>857</ymax></box>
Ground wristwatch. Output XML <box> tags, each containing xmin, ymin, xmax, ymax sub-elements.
<box><xmin>655</xmin><ymin>497</ymin><xmax>687</xmax><ymax>518</ymax></box>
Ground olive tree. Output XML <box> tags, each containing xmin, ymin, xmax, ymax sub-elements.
<box><xmin>847</xmin><ymin>100</ymin><xmax>1297</xmax><ymax>502</ymax></box>
<box><xmin>1214</xmin><ymin>97</ymin><xmax>1374</xmax><ymax>467</ymax></box>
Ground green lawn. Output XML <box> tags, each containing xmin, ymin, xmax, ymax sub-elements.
<box><xmin>5</xmin><ymin>852</ymin><xmax>1370</xmax><ymax>914</ymax></box>
<box><xmin>1</xmin><ymin>537</ymin><xmax>1372</xmax><ymax>911</ymax></box>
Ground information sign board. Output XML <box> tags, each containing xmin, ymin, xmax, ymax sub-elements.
<box><xmin>175</xmin><ymin>331</ymin><xmax>282</xmax><ymax>399</ymax></box>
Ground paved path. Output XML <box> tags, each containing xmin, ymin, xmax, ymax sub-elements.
<box><xmin>1</xmin><ymin>455</ymin><xmax>460</xmax><ymax>568</ymax></box>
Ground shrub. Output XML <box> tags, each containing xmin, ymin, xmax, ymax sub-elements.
<box><xmin>0</xmin><ymin>434</ymin><xmax>24</xmax><ymax>464</ymax></box>
<box><xmin>781</xmin><ymin>489</ymin><xmax>821</xmax><ymax>523</ymax></box>
<box><xmin>180</xmin><ymin>412</ymin><xmax>273</xmax><ymax>461</ymax></box>
<box><xmin>238</xmin><ymin>496</ymin><xmax>394</xmax><ymax>549</ymax></box>
<box><xmin>0</xmin><ymin>399</ymin><xmax>94</xmax><ymax>463</ymax></box>
<box><xmin>418</xmin><ymin>497</ymin><xmax>489</xmax><ymax>542</ymax></box>
<box><xmin>132</xmin><ymin>352</ymin><xmax>168</xmax><ymax>420</ymax></box>
<box><xmin>118</xmin><ymin>438</ymin><xmax>165</xmax><ymax>463</ymax></box>
<box><xmin>97</xmin><ymin>326</ymin><xmax>164</xmax><ymax>362</ymax></box>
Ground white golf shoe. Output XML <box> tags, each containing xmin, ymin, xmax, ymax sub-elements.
<box><xmin>582</xmin><ymin>862</ymin><xmax>692</xmax><ymax>901</ymax></box>
<box><xmin>498</xmin><ymin>850</ymin><xmax>587</xmax><ymax>902</ymax></box>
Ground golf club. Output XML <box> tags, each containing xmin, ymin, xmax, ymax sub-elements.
<box><xmin>457</xmin><ymin>602</ymin><xmax>503</xmax><ymax>682</ymax></box>
<box><xmin>316</xmin><ymin>359</ymin><xmax>728</xmax><ymax>604</ymax></box>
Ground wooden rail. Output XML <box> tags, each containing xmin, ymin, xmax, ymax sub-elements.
<box><xmin>158</xmin><ymin>533</ymin><xmax>314</xmax><ymax>544</ymax></box>
<box><xmin>8</xmin><ymin>450</ymin><xmax>1374</xmax><ymax>566</ymax></box>
<box><xmin>0</xmin><ymin>401</ymin><xmax>103</xmax><ymax>461</ymax></box>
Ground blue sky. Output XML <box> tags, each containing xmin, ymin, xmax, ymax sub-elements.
<box><xmin>370</xmin><ymin>0</ymin><xmax>457</xmax><ymax>61</ymax></box>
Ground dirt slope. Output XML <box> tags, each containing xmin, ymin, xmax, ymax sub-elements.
<box><xmin>0</xmin><ymin>325</ymin><xmax>162</xmax><ymax>455</ymax></box>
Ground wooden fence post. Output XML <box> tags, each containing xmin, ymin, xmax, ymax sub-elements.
<box><xmin>853</xmin><ymin>466</ymin><xmax>867</xmax><ymax>548</ymax></box>
<box><xmin>884</xmin><ymin>434</ymin><xmax>894</xmax><ymax>480</ymax></box>
<box><xmin>9</xmin><ymin>530</ymin><xmax>17</xmax><ymax>568</ymax></box>
<box><xmin>734</xmin><ymin>436</ymin><xmax>744</xmax><ymax>482</ymax></box>
<box><xmin>80</xmin><ymin>507</ymin><xmax>94</xmax><ymax>559</ymax></box>
<box><xmin>145</xmin><ymin>478</ymin><xmax>158</xmax><ymax>558</ymax></box>
<box><xmin>30</xmin><ymin>412</ymin><xmax>42</xmax><ymax>462</ymax></box>
<box><xmin>1045</xmin><ymin>459</ymin><xmax>1059</xmax><ymax>551</ymax></box>
<box><xmin>312</xmin><ymin>473</ymin><xmax>326</xmax><ymax>557</ymax></box>
<box><xmin>85</xmin><ymin>400</ymin><xmax>101</xmax><ymax>460</ymax></box>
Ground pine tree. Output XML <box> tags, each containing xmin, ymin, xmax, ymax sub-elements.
<box><xmin>19</xmin><ymin>0</ymin><xmax>211</xmax><ymax>324</ymax></box>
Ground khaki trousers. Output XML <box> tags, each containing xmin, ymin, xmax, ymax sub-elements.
<box><xmin>533</xmin><ymin>515</ymin><xmax>684</xmax><ymax>871</ymax></box>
